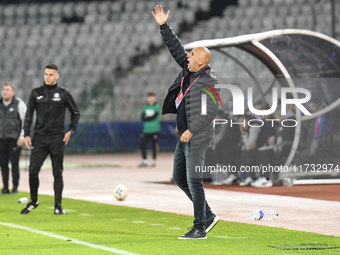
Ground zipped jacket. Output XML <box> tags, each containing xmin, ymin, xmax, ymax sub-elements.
<box><xmin>23</xmin><ymin>84</ymin><xmax>80</xmax><ymax>137</ymax></box>
<box><xmin>0</xmin><ymin>97</ymin><xmax>25</xmax><ymax>140</ymax></box>
<box><xmin>160</xmin><ymin>23</ymin><xmax>220</xmax><ymax>149</ymax></box>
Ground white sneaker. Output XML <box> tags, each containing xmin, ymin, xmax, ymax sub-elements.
<box><xmin>138</xmin><ymin>159</ymin><xmax>148</xmax><ymax>167</ymax></box>
<box><xmin>210</xmin><ymin>182</ymin><xmax>222</xmax><ymax>186</ymax></box>
<box><xmin>282</xmin><ymin>177</ymin><xmax>293</xmax><ymax>187</ymax></box>
<box><xmin>251</xmin><ymin>177</ymin><xmax>273</xmax><ymax>188</ymax></box>
<box><xmin>221</xmin><ymin>174</ymin><xmax>237</xmax><ymax>185</ymax></box>
<box><xmin>239</xmin><ymin>177</ymin><xmax>252</xmax><ymax>186</ymax></box>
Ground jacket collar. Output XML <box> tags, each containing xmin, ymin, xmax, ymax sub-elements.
<box><xmin>44</xmin><ymin>83</ymin><xmax>57</xmax><ymax>90</ymax></box>
<box><xmin>188</xmin><ymin>64</ymin><xmax>211</xmax><ymax>78</ymax></box>
<box><xmin>0</xmin><ymin>97</ymin><xmax>14</xmax><ymax>106</ymax></box>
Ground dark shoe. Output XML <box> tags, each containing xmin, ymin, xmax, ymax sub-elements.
<box><xmin>11</xmin><ymin>188</ymin><xmax>18</xmax><ymax>194</ymax></box>
<box><xmin>54</xmin><ymin>204</ymin><xmax>66</xmax><ymax>215</ymax></box>
<box><xmin>1</xmin><ymin>188</ymin><xmax>10</xmax><ymax>194</ymax></box>
<box><xmin>178</xmin><ymin>228</ymin><xmax>207</xmax><ymax>239</ymax></box>
<box><xmin>205</xmin><ymin>213</ymin><xmax>220</xmax><ymax>233</ymax></box>
<box><xmin>21</xmin><ymin>200</ymin><xmax>39</xmax><ymax>214</ymax></box>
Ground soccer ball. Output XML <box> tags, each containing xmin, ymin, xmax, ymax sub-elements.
<box><xmin>112</xmin><ymin>184</ymin><xmax>128</xmax><ymax>201</ymax></box>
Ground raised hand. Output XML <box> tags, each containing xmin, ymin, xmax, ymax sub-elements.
<box><xmin>151</xmin><ymin>5</ymin><xmax>170</xmax><ymax>26</ymax></box>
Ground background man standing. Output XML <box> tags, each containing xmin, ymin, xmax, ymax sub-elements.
<box><xmin>0</xmin><ymin>83</ymin><xmax>26</xmax><ymax>194</ymax></box>
<box><xmin>21</xmin><ymin>64</ymin><xmax>80</xmax><ymax>215</ymax></box>
<box><xmin>152</xmin><ymin>5</ymin><xmax>220</xmax><ymax>239</ymax></box>
<box><xmin>139</xmin><ymin>91</ymin><xmax>161</xmax><ymax>167</ymax></box>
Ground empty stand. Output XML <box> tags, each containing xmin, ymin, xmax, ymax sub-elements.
<box><xmin>0</xmin><ymin>0</ymin><xmax>338</xmax><ymax>121</ymax></box>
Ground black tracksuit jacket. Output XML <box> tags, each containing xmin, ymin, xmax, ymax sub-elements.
<box><xmin>23</xmin><ymin>84</ymin><xmax>80</xmax><ymax>138</ymax></box>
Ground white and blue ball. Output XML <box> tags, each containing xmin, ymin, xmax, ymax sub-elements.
<box><xmin>113</xmin><ymin>184</ymin><xmax>128</xmax><ymax>201</ymax></box>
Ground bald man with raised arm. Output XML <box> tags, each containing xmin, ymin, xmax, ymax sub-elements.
<box><xmin>152</xmin><ymin>5</ymin><xmax>220</xmax><ymax>239</ymax></box>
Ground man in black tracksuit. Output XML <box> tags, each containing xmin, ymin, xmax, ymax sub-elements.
<box><xmin>152</xmin><ymin>6</ymin><xmax>220</xmax><ymax>239</ymax></box>
<box><xmin>21</xmin><ymin>64</ymin><xmax>80</xmax><ymax>215</ymax></box>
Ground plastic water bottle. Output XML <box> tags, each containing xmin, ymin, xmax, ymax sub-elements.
<box><xmin>18</xmin><ymin>197</ymin><xmax>28</xmax><ymax>204</ymax></box>
<box><xmin>251</xmin><ymin>209</ymin><xmax>279</xmax><ymax>220</ymax></box>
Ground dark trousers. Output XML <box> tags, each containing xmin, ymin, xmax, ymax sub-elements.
<box><xmin>172</xmin><ymin>139</ymin><xmax>212</xmax><ymax>231</ymax></box>
<box><xmin>29</xmin><ymin>135</ymin><xmax>65</xmax><ymax>205</ymax></box>
<box><xmin>0</xmin><ymin>139</ymin><xmax>20</xmax><ymax>189</ymax></box>
<box><xmin>140</xmin><ymin>133</ymin><xmax>158</xmax><ymax>160</ymax></box>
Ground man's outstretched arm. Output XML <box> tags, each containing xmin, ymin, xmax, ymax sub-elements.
<box><xmin>152</xmin><ymin>5</ymin><xmax>188</xmax><ymax>68</ymax></box>
<box><xmin>151</xmin><ymin>5</ymin><xmax>169</xmax><ymax>26</ymax></box>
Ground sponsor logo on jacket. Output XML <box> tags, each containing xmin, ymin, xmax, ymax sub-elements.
<box><xmin>53</xmin><ymin>93</ymin><xmax>61</xmax><ymax>101</ymax></box>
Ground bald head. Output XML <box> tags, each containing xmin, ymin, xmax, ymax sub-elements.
<box><xmin>195</xmin><ymin>47</ymin><xmax>211</xmax><ymax>64</ymax></box>
<box><xmin>186</xmin><ymin>46</ymin><xmax>211</xmax><ymax>73</ymax></box>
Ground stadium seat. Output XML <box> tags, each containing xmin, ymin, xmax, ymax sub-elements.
<box><xmin>251</xmin><ymin>0</ymin><xmax>262</xmax><ymax>6</ymax></box>
<box><xmin>40</xmin><ymin>3</ymin><xmax>51</xmax><ymax>17</ymax></box>
<box><xmin>62</xmin><ymin>3</ymin><xmax>75</xmax><ymax>18</ymax></box>
<box><xmin>272</xmin><ymin>0</ymin><xmax>286</xmax><ymax>6</ymax></box>
<box><xmin>3</xmin><ymin>4</ymin><xmax>15</xmax><ymax>18</ymax></box>
<box><xmin>86</xmin><ymin>2</ymin><xmax>98</xmax><ymax>15</ymax></box>
<box><xmin>4</xmin><ymin>17</ymin><xmax>14</xmax><ymax>26</ymax></box>
<box><xmin>285</xmin><ymin>0</ymin><xmax>296</xmax><ymax>6</ymax></box>
<box><xmin>223</xmin><ymin>6</ymin><xmax>236</xmax><ymax>18</ymax></box>
<box><xmin>262</xmin><ymin>0</ymin><xmax>272</xmax><ymax>6</ymax></box>
<box><xmin>245</xmin><ymin>8</ymin><xmax>256</xmax><ymax>18</ymax></box>
<box><xmin>274</xmin><ymin>16</ymin><xmax>286</xmax><ymax>29</ymax></box>
<box><xmin>267</xmin><ymin>6</ymin><xmax>278</xmax><ymax>17</ymax></box>
<box><xmin>39</xmin><ymin>16</ymin><xmax>50</xmax><ymax>25</ymax></box>
<box><xmin>262</xmin><ymin>17</ymin><xmax>274</xmax><ymax>30</ymax></box>
<box><xmin>74</xmin><ymin>2</ymin><xmax>86</xmax><ymax>17</ymax></box>
<box><xmin>16</xmin><ymin>4</ymin><xmax>27</xmax><ymax>17</ymax></box>
<box><xmin>98</xmin><ymin>1</ymin><xmax>111</xmax><ymax>15</ymax></box>
<box><xmin>301</xmin><ymin>5</ymin><xmax>312</xmax><ymax>16</ymax></box>
<box><xmin>234</xmin><ymin>8</ymin><xmax>245</xmax><ymax>19</ymax></box>
<box><xmin>238</xmin><ymin>0</ymin><xmax>249</xmax><ymax>8</ymax></box>
<box><xmin>290</xmin><ymin>5</ymin><xmax>301</xmax><ymax>16</ymax></box>
<box><xmin>51</xmin><ymin>3</ymin><xmax>63</xmax><ymax>16</ymax></box>
<box><xmin>27</xmin><ymin>4</ymin><xmax>39</xmax><ymax>17</ymax></box>
<box><xmin>285</xmin><ymin>16</ymin><xmax>296</xmax><ymax>28</ymax></box>
<box><xmin>278</xmin><ymin>6</ymin><xmax>289</xmax><ymax>17</ymax></box>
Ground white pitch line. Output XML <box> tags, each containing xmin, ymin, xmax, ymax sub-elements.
<box><xmin>0</xmin><ymin>222</ymin><xmax>140</xmax><ymax>255</ymax></box>
<box><xmin>215</xmin><ymin>236</ymin><xmax>250</xmax><ymax>239</ymax></box>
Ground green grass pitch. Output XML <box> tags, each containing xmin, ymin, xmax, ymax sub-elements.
<box><xmin>0</xmin><ymin>192</ymin><xmax>339</xmax><ymax>255</ymax></box>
